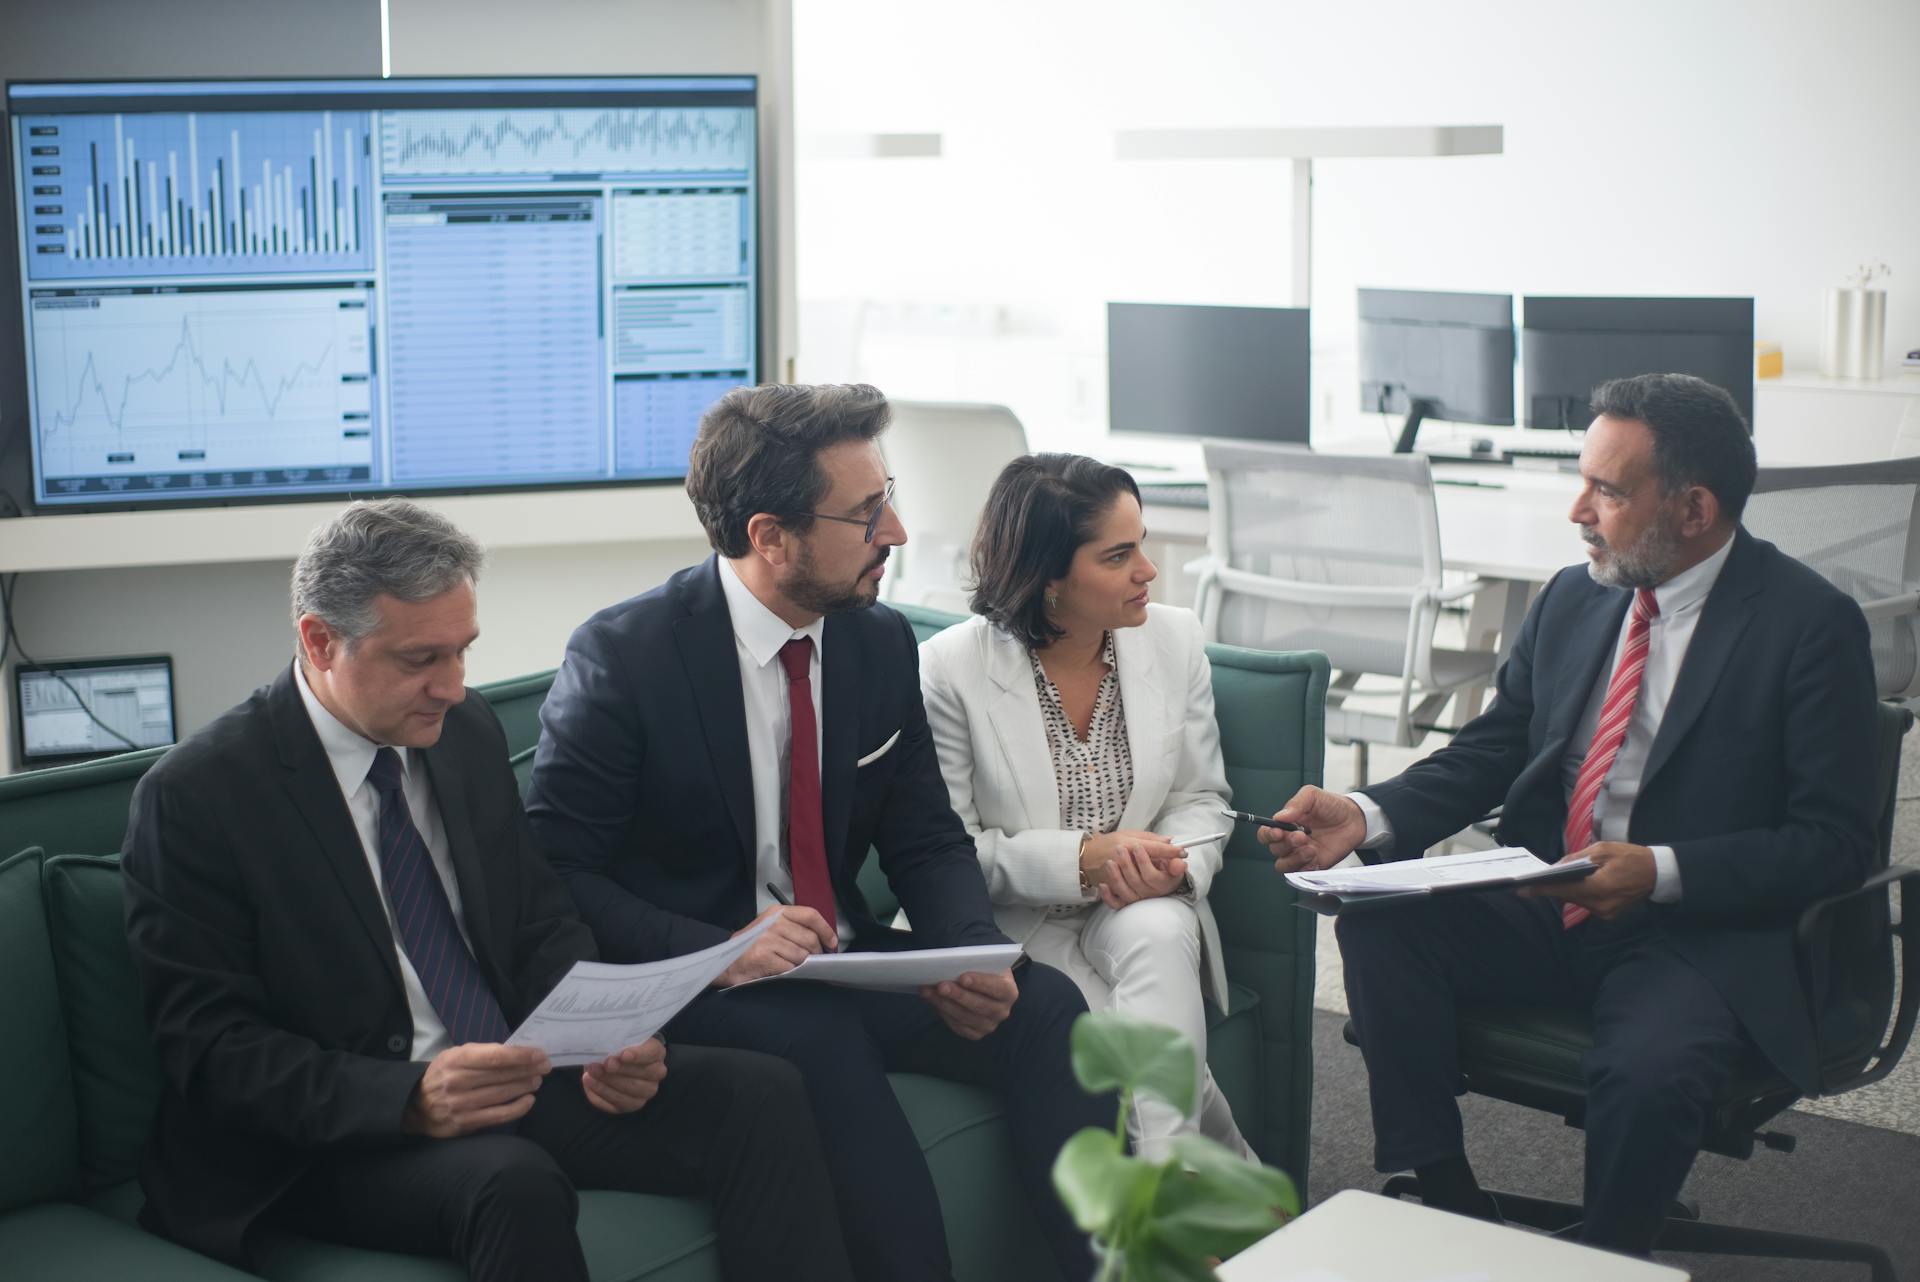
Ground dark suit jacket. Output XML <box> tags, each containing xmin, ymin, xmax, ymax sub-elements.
<box><xmin>1363</xmin><ymin>528</ymin><xmax>1878</xmax><ymax>1093</ymax></box>
<box><xmin>526</xmin><ymin>556</ymin><xmax>1009</xmax><ymax>961</ymax></box>
<box><xmin>121</xmin><ymin>667</ymin><xmax>594</xmax><ymax>1267</ymax></box>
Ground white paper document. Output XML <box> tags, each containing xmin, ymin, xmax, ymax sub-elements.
<box><xmin>738</xmin><ymin>942</ymin><xmax>1026</xmax><ymax>994</ymax></box>
<box><xmin>1286</xmin><ymin>847</ymin><xmax>1594</xmax><ymax>897</ymax></box>
<box><xmin>506</xmin><ymin>914</ymin><xmax>776</xmax><ymax>1065</ymax></box>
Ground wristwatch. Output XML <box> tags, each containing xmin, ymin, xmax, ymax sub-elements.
<box><xmin>1076</xmin><ymin>831</ymin><xmax>1096</xmax><ymax>897</ymax></box>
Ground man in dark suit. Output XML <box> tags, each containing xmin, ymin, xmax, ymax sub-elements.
<box><xmin>123</xmin><ymin>498</ymin><xmax>852</xmax><ymax>1282</ymax></box>
<box><xmin>526</xmin><ymin>383</ymin><xmax>1111</xmax><ymax>1282</ymax></box>
<box><xmin>1262</xmin><ymin>373</ymin><xmax>1878</xmax><ymax>1255</ymax></box>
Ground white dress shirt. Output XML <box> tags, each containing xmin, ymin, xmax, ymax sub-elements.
<box><xmin>717</xmin><ymin>557</ymin><xmax>844</xmax><ymax>932</ymax></box>
<box><xmin>1355</xmin><ymin>532</ymin><xmax>1737</xmax><ymax>903</ymax></box>
<box><xmin>294</xmin><ymin>660</ymin><xmax>470</xmax><ymax>1060</ymax></box>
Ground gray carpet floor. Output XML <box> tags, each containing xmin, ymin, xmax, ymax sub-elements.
<box><xmin>1307</xmin><ymin>1008</ymin><xmax>1920</xmax><ymax>1280</ymax></box>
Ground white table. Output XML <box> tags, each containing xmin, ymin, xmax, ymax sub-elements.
<box><xmin>1216</xmin><ymin>1189</ymin><xmax>1689</xmax><ymax>1281</ymax></box>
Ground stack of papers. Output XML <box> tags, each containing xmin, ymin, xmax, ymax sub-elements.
<box><xmin>1286</xmin><ymin>848</ymin><xmax>1595</xmax><ymax>915</ymax></box>
<box><xmin>506</xmin><ymin>921</ymin><xmax>1023</xmax><ymax>1063</ymax></box>
<box><xmin>737</xmin><ymin>942</ymin><xmax>1024</xmax><ymax>994</ymax></box>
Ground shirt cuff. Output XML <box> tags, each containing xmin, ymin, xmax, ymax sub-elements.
<box><xmin>1650</xmin><ymin>845</ymin><xmax>1682</xmax><ymax>903</ymax></box>
<box><xmin>1349</xmin><ymin>792</ymin><xmax>1394</xmax><ymax>850</ymax></box>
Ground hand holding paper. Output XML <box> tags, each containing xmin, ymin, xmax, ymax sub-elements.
<box><xmin>506</xmin><ymin>914</ymin><xmax>777</xmax><ymax>1065</ymax></box>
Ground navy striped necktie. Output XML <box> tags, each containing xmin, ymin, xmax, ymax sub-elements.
<box><xmin>367</xmin><ymin>747</ymin><xmax>508</xmax><ymax>1046</ymax></box>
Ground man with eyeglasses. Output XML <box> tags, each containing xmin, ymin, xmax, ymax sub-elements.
<box><xmin>526</xmin><ymin>383</ymin><xmax>1109</xmax><ymax>1282</ymax></box>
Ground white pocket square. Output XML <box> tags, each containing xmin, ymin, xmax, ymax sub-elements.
<box><xmin>856</xmin><ymin>730</ymin><xmax>902</xmax><ymax>768</ymax></box>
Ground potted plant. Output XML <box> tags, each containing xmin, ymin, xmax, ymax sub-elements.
<box><xmin>1052</xmin><ymin>1012</ymin><xmax>1300</xmax><ymax>1280</ymax></box>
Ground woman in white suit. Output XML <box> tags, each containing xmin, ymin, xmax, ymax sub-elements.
<box><xmin>919</xmin><ymin>453</ymin><xmax>1253</xmax><ymax>1160</ymax></box>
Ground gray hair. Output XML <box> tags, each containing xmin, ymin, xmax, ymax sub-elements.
<box><xmin>291</xmin><ymin>498</ymin><xmax>485</xmax><ymax>650</ymax></box>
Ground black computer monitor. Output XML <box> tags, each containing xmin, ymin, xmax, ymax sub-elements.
<box><xmin>1521</xmin><ymin>296</ymin><xmax>1754</xmax><ymax>431</ymax></box>
<box><xmin>1357</xmin><ymin>288</ymin><xmax>1514</xmax><ymax>454</ymax></box>
<box><xmin>13</xmin><ymin>654</ymin><xmax>177</xmax><ymax>767</ymax></box>
<box><xmin>1107</xmin><ymin>302</ymin><xmax>1310</xmax><ymax>444</ymax></box>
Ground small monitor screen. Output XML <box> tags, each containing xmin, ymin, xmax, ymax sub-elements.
<box><xmin>15</xmin><ymin>655</ymin><xmax>176</xmax><ymax>764</ymax></box>
<box><xmin>1108</xmin><ymin>302</ymin><xmax>1310</xmax><ymax>444</ymax></box>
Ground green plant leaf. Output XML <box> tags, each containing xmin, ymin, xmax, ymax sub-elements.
<box><xmin>1122</xmin><ymin>1234</ymin><xmax>1222</xmax><ymax>1282</ymax></box>
<box><xmin>1147</xmin><ymin>1135</ymin><xmax>1300</xmax><ymax>1259</ymax></box>
<box><xmin>1052</xmin><ymin>1127</ymin><xmax>1157</xmax><ymax>1236</ymax></box>
<box><xmin>1070</xmin><ymin>1012</ymin><xmax>1198</xmax><ymax>1116</ymax></box>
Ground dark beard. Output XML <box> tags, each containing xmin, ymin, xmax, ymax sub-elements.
<box><xmin>788</xmin><ymin>542</ymin><xmax>887</xmax><ymax>616</ymax></box>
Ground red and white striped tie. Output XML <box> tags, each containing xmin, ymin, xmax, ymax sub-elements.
<box><xmin>1560</xmin><ymin>588</ymin><xmax>1659</xmax><ymax>929</ymax></box>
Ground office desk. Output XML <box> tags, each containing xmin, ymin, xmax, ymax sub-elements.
<box><xmin>1216</xmin><ymin>1189</ymin><xmax>1689</xmax><ymax>1281</ymax></box>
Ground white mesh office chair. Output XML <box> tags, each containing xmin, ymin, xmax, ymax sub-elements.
<box><xmin>1189</xmin><ymin>441</ymin><xmax>1499</xmax><ymax>783</ymax></box>
<box><xmin>1744</xmin><ymin>457</ymin><xmax>1920</xmax><ymax>701</ymax></box>
<box><xmin>880</xmin><ymin>400</ymin><xmax>1030</xmax><ymax>613</ymax></box>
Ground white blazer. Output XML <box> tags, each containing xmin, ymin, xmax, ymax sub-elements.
<box><xmin>919</xmin><ymin>605</ymin><xmax>1232</xmax><ymax>1006</ymax></box>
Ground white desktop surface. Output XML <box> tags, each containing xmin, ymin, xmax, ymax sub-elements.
<box><xmin>1216</xmin><ymin>1190</ymin><xmax>1689</xmax><ymax>1281</ymax></box>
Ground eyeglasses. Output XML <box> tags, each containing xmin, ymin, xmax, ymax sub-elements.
<box><xmin>804</xmin><ymin>477</ymin><xmax>895</xmax><ymax>544</ymax></box>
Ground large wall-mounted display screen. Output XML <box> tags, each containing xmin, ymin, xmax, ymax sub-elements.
<box><xmin>4</xmin><ymin>76</ymin><xmax>759</xmax><ymax>509</ymax></box>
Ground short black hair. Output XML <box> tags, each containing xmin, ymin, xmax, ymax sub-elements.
<box><xmin>1589</xmin><ymin>373</ymin><xmax>1757</xmax><ymax>521</ymax></box>
<box><xmin>968</xmin><ymin>453</ymin><xmax>1143</xmax><ymax>650</ymax></box>
<box><xmin>685</xmin><ymin>383</ymin><xmax>892</xmax><ymax>557</ymax></box>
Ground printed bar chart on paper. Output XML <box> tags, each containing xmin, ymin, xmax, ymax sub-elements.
<box><xmin>18</xmin><ymin>110</ymin><xmax>375</xmax><ymax>280</ymax></box>
<box><xmin>29</xmin><ymin>282</ymin><xmax>375</xmax><ymax>496</ymax></box>
<box><xmin>380</xmin><ymin>107</ymin><xmax>754</xmax><ymax>179</ymax></box>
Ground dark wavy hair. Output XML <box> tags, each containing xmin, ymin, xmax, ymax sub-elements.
<box><xmin>685</xmin><ymin>383</ymin><xmax>892</xmax><ymax>557</ymax></box>
<box><xmin>968</xmin><ymin>453</ymin><xmax>1142</xmax><ymax>649</ymax></box>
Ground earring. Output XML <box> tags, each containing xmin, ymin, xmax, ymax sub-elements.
<box><xmin>1046</xmin><ymin>592</ymin><xmax>1059</xmax><ymax>611</ymax></box>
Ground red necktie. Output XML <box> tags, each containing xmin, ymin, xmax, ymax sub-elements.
<box><xmin>1560</xmin><ymin>588</ymin><xmax>1659</xmax><ymax>929</ymax></box>
<box><xmin>777</xmin><ymin>638</ymin><xmax>836</xmax><ymax>931</ymax></box>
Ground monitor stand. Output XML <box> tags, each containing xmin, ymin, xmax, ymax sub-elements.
<box><xmin>1392</xmin><ymin>398</ymin><xmax>1438</xmax><ymax>454</ymax></box>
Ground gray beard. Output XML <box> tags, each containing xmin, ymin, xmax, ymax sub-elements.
<box><xmin>1584</xmin><ymin>517</ymin><xmax>1682</xmax><ymax>590</ymax></box>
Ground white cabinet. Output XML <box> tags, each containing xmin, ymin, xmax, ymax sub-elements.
<box><xmin>1753</xmin><ymin>373</ymin><xmax>1920</xmax><ymax>465</ymax></box>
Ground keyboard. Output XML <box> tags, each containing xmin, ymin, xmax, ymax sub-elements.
<box><xmin>1136</xmin><ymin>483</ymin><xmax>1209</xmax><ymax>509</ymax></box>
<box><xmin>1502</xmin><ymin>442</ymin><xmax>1583</xmax><ymax>462</ymax></box>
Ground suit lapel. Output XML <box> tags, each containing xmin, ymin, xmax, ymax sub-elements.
<box><xmin>820</xmin><ymin>614</ymin><xmax>860</xmax><ymax>871</ymax></box>
<box><xmin>266</xmin><ymin>669</ymin><xmax>405</xmax><ymax>995</ymax></box>
<box><xmin>420</xmin><ymin>733</ymin><xmax>498</xmax><ymax>974</ymax></box>
<box><xmin>1113</xmin><ymin>625</ymin><xmax>1169</xmax><ymax>830</ymax></box>
<box><xmin>1641</xmin><ymin>530</ymin><xmax>1761</xmax><ymax>788</ymax></box>
<box><xmin>672</xmin><ymin>559</ymin><xmax>757</xmax><ymax>868</ymax></box>
<box><xmin>986</xmin><ymin>626</ymin><xmax>1061</xmax><ymax>827</ymax></box>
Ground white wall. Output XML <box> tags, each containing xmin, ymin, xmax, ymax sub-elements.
<box><xmin>3</xmin><ymin>536</ymin><xmax>711</xmax><ymax>750</ymax></box>
<box><xmin>791</xmin><ymin>0</ymin><xmax>1920</xmax><ymax>443</ymax></box>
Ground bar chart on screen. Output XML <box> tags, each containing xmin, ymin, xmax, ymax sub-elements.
<box><xmin>27</xmin><ymin>283</ymin><xmax>375</xmax><ymax>497</ymax></box>
<box><xmin>19</xmin><ymin>110</ymin><xmax>376</xmax><ymax>280</ymax></box>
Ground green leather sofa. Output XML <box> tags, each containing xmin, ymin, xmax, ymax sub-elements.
<box><xmin>0</xmin><ymin>607</ymin><xmax>1326</xmax><ymax>1281</ymax></box>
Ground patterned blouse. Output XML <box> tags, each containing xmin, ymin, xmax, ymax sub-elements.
<box><xmin>1031</xmin><ymin>632</ymin><xmax>1133</xmax><ymax>908</ymax></box>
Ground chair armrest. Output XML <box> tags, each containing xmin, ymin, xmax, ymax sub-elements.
<box><xmin>1211</xmin><ymin>564</ymin><xmax>1423</xmax><ymax>610</ymax></box>
<box><xmin>1431</xmin><ymin>577</ymin><xmax>1492</xmax><ymax>605</ymax></box>
<box><xmin>1856</xmin><ymin>591</ymin><xmax>1920</xmax><ymax>624</ymax></box>
<box><xmin>1795</xmin><ymin>864</ymin><xmax>1920</xmax><ymax>1095</ymax></box>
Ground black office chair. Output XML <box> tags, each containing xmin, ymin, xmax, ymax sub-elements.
<box><xmin>1345</xmin><ymin>701</ymin><xmax>1916</xmax><ymax>1280</ymax></box>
